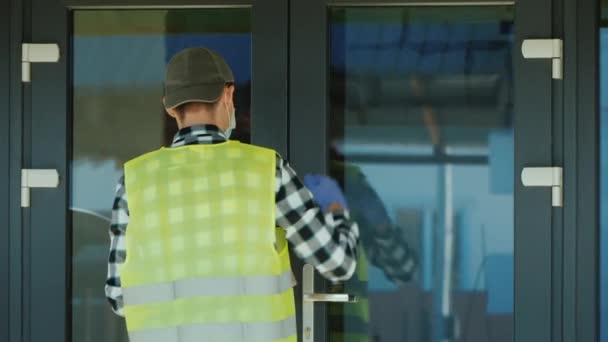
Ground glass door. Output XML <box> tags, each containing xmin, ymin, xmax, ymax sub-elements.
<box><xmin>290</xmin><ymin>1</ymin><xmax>559</xmax><ymax>342</ymax></box>
<box><xmin>24</xmin><ymin>0</ymin><xmax>287</xmax><ymax>341</ymax></box>
<box><xmin>72</xmin><ymin>9</ymin><xmax>254</xmax><ymax>341</ymax></box>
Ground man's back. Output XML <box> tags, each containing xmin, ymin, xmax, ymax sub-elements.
<box><xmin>121</xmin><ymin>142</ymin><xmax>296</xmax><ymax>341</ymax></box>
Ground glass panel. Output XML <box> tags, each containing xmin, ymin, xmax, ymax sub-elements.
<box><xmin>600</xmin><ymin>2</ymin><xmax>608</xmax><ymax>342</ymax></box>
<box><xmin>71</xmin><ymin>9</ymin><xmax>251</xmax><ymax>341</ymax></box>
<box><xmin>328</xmin><ymin>6</ymin><xmax>514</xmax><ymax>341</ymax></box>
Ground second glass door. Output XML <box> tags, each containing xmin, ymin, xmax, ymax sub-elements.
<box><xmin>290</xmin><ymin>1</ymin><xmax>557</xmax><ymax>342</ymax></box>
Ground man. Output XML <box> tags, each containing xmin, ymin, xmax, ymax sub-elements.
<box><xmin>105</xmin><ymin>47</ymin><xmax>360</xmax><ymax>342</ymax></box>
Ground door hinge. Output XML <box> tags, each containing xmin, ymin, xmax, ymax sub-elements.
<box><xmin>521</xmin><ymin>167</ymin><xmax>563</xmax><ymax>207</ymax></box>
<box><xmin>522</xmin><ymin>39</ymin><xmax>563</xmax><ymax>80</ymax></box>
<box><xmin>21</xmin><ymin>169</ymin><xmax>60</xmax><ymax>208</ymax></box>
<box><xmin>22</xmin><ymin>43</ymin><xmax>60</xmax><ymax>83</ymax></box>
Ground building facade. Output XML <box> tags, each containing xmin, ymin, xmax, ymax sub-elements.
<box><xmin>0</xmin><ymin>0</ymin><xmax>604</xmax><ymax>341</ymax></box>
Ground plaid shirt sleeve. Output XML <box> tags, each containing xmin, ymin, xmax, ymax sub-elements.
<box><xmin>105</xmin><ymin>156</ymin><xmax>361</xmax><ymax>315</ymax></box>
<box><xmin>105</xmin><ymin>176</ymin><xmax>128</xmax><ymax>317</ymax></box>
<box><xmin>346</xmin><ymin>173</ymin><xmax>417</xmax><ymax>284</ymax></box>
<box><xmin>366</xmin><ymin>230</ymin><xmax>417</xmax><ymax>285</ymax></box>
<box><xmin>274</xmin><ymin>156</ymin><xmax>360</xmax><ymax>282</ymax></box>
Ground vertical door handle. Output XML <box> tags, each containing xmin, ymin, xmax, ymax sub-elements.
<box><xmin>302</xmin><ymin>264</ymin><xmax>357</xmax><ymax>341</ymax></box>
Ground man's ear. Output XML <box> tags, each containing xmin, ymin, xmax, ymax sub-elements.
<box><xmin>163</xmin><ymin>97</ymin><xmax>178</xmax><ymax>119</ymax></box>
<box><xmin>224</xmin><ymin>85</ymin><xmax>235</xmax><ymax>103</ymax></box>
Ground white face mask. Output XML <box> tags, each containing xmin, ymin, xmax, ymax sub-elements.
<box><xmin>224</xmin><ymin>102</ymin><xmax>236</xmax><ymax>139</ymax></box>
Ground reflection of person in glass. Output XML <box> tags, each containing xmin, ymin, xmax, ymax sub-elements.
<box><xmin>328</xmin><ymin>150</ymin><xmax>418</xmax><ymax>342</ymax></box>
<box><xmin>327</xmin><ymin>72</ymin><xmax>418</xmax><ymax>341</ymax></box>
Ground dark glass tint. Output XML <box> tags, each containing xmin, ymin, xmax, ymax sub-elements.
<box><xmin>328</xmin><ymin>6</ymin><xmax>514</xmax><ymax>342</ymax></box>
<box><xmin>70</xmin><ymin>9</ymin><xmax>251</xmax><ymax>342</ymax></box>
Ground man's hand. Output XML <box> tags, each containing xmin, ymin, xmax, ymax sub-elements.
<box><xmin>303</xmin><ymin>174</ymin><xmax>348</xmax><ymax>213</ymax></box>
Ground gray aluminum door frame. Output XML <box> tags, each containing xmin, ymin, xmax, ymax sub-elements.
<box><xmin>5</xmin><ymin>0</ymin><xmax>29</xmax><ymax>341</ymax></box>
<box><xmin>562</xmin><ymin>0</ymin><xmax>600</xmax><ymax>341</ymax></box>
<box><xmin>0</xmin><ymin>0</ymin><xmax>11</xmax><ymax>341</ymax></box>
<box><xmin>17</xmin><ymin>0</ymin><xmax>289</xmax><ymax>341</ymax></box>
<box><xmin>288</xmin><ymin>0</ymin><xmax>561</xmax><ymax>341</ymax></box>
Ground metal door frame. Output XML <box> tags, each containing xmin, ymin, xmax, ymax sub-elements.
<box><xmin>575</xmin><ymin>0</ymin><xmax>600</xmax><ymax>335</ymax></box>
<box><xmin>5</xmin><ymin>0</ymin><xmax>26</xmax><ymax>341</ymax></box>
<box><xmin>10</xmin><ymin>0</ymin><xmax>289</xmax><ymax>341</ymax></box>
<box><xmin>562</xmin><ymin>0</ymin><xmax>600</xmax><ymax>341</ymax></box>
<box><xmin>289</xmin><ymin>0</ymin><xmax>560</xmax><ymax>341</ymax></box>
<box><xmin>0</xmin><ymin>0</ymin><xmax>11</xmax><ymax>341</ymax></box>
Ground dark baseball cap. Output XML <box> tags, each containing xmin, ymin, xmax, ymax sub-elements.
<box><xmin>164</xmin><ymin>48</ymin><xmax>235</xmax><ymax>109</ymax></box>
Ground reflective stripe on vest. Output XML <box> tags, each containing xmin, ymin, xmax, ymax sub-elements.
<box><xmin>123</xmin><ymin>271</ymin><xmax>293</xmax><ymax>306</ymax></box>
<box><xmin>129</xmin><ymin>316</ymin><xmax>297</xmax><ymax>342</ymax></box>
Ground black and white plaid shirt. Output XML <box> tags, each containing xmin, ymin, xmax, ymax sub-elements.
<box><xmin>106</xmin><ymin>125</ymin><xmax>416</xmax><ymax>316</ymax></box>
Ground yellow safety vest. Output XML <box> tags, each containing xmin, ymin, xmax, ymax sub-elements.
<box><xmin>121</xmin><ymin>141</ymin><xmax>296</xmax><ymax>342</ymax></box>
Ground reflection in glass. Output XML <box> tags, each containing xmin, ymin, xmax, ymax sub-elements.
<box><xmin>328</xmin><ymin>6</ymin><xmax>514</xmax><ymax>341</ymax></box>
<box><xmin>601</xmin><ymin>2</ymin><xmax>608</xmax><ymax>342</ymax></box>
<box><xmin>71</xmin><ymin>10</ymin><xmax>251</xmax><ymax>341</ymax></box>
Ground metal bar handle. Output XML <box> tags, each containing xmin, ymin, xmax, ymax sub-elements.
<box><xmin>302</xmin><ymin>264</ymin><xmax>358</xmax><ymax>341</ymax></box>
<box><xmin>303</xmin><ymin>293</ymin><xmax>357</xmax><ymax>303</ymax></box>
